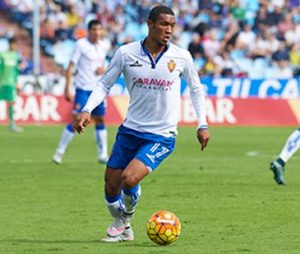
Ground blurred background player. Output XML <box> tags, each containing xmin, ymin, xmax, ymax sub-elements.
<box><xmin>73</xmin><ymin>5</ymin><xmax>210</xmax><ymax>242</ymax></box>
<box><xmin>0</xmin><ymin>37</ymin><xmax>23</xmax><ymax>133</ymax></box>
<box><xmin>270</xmin><ymin>128</ymin><xmax>300</xmax><ymax>185</ymax></box>
<box><xmin>52</xmin><ymin>19</ymin><xmax>111</xmax><ymax>164</ymax></box>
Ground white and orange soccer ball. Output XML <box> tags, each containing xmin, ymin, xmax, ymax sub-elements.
<box><xmin>146</xmin><ymin>210</ymin><xmax>181</xmax><ymax>245</ymax></box>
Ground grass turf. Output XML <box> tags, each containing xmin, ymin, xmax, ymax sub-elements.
<box><xmin>0</xmin><ymin>125</ymin><xmax>300</xmax><ymax>254</ymax></box>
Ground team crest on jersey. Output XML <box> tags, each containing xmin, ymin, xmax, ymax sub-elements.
<box><xmin>167</xmin><ymin>60</ymin><xmax>176</xmax><ymax>73</ymax></box>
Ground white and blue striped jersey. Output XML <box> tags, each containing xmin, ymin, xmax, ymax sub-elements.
<box><xmin>83</xmin><ymin>39</ymin><xmax>208</xmax><ymax>137</ymax></box>
<box><xmin>71</xmin><ymin>37</ymin><xmax>111</xmax><ymax>91</ymax></box>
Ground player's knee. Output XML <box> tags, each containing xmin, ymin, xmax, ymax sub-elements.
<box><xmin>121</xmin><ymin>172</ymin><xmax>139</xmax><ymax>188</ymax></box>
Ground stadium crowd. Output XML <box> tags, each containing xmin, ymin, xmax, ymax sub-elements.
<box><xmin>1</xmin><ymin>0</ymin><xmax>300</xmax><ymax>78</ymax></box>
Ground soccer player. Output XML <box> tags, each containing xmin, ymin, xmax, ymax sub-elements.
<box><xmin>73</xmin><ymin>5</ymin><xmax>210</xmax><ymax>242</ymax></box>
<box><xmin>270</xmin><ymin>128</ymin><xmax>300</xmax><ymax>185</ymax></box>
<box><xmin>52</xmin><ymin>19</ymin><xmax>111</xmax><ymax>164</ymax></box>
<box><xmin>0</xmin><ymin>37</ymin><xmax>23</xmax><ymax>132</ymax></box>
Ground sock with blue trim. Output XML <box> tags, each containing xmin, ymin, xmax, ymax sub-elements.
<box><xmin>95</xmin><ymin>124</ymin><xmax>108</xmax><ymax>160</ymax></box>
<box><xmin>122</xmin><ymin>185</ymin><xmax>141</xmax><ymax>216</ymax></box>
<box><xmin>105</xmin><ymin>194</ymin><xmax>124</xmax><ymax>218</ymax></box>
<box><xmin>279</xmin><ymin>128</ymin><xmax>300</xmax><ymax>163</ymax></box>
<box><xmin>55</xmin><ymin>124</ymin><xmax>75</xmax><ymax>154</ymax></box>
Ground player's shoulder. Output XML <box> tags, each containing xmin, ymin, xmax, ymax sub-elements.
<box><xmin>75</xmin><ymin>37</ymin><xmax>88</xmax><ymax>48</ymax></box>
<box><xmin>168</xmin><ymin>43</ymin><xmax>192</xmax><ymax>59</ymax></box>
<box><xmin>0</xmin><ymin>51</ymin><xmax>9</xmax><ymax>59</ymax></box>
<box><xmin>118</xmin><ymin>41</ymin><xmax>141</xmax><ymax>54</ymax></box>
<box><xmin>99</xmin><ymin>38</ymin><xmax>111</xmax><ymax>49</ymax></box>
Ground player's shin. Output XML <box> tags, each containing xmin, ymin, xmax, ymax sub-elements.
<box><xmin>279</xmin><ymin>128</ymin><xmax>300</xmax><ymax>162</ymax></box>
<box><xmin>8</xmin><ymin>105</ymin><xmax>14</xmax><ymax>126</ymax></box>
<box><xmin>105</xmin><ymin>193</ymin><xmax>124</xmax><ymax>218</ymax></box>
<box><xmin>56</xmin><ymin>124</ymin><xmax>75</xmax><ymax>154</ymax></box>
<box><xmin>122</xmin><ymin>184</ymin><xmax>141</xmax><ymax>218</ymax></box>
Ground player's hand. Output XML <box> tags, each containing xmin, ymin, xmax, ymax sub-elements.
<box><xmin>64</xmin><ymin>88</ymin><xmax>72</xmax><ymax>102</ymax></box>
<box><xmin>16</xmin><ymin>85</ymin><xmax>21</xmax><ymax>94</ymax></box>
<box><xmin>95</xmin><ymin>67</ymin><xmax>105</xmax><ymax>75</ymax></box>
<box><xmin>73</xmin><ymin>112</ymin><xmax>91</xmax><ymax>134</ymax></box>
<box><xmin>197</xmin><ymin>128</ymin><xmax>210</xmax><ymax>151</ymax></box>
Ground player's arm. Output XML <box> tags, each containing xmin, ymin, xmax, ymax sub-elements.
<box><xmin>64</xmin><ymin>61</ymin><xmax>75</xmax><ymax>102</ymax></box>
<box><xmin>182</xmin><ymin>51</ymin><xmax>210</xmax><ymax>151</ymax></box>
<box><xmin>16</xmin><ymin>54</ymin><xmax>21</xmax><ymax>93</ymax></box>
<box><xmin>65</xmin><ymin>42</ymin><xmax>81</xmax><ymax>102</ymax></box>
<box><xmin>73</xmin><ymin>48</ymin><xmax>124</xmax><ymax>134</ymax></box>
<box><xmin>95</xmin><ymin>39</ymin><xmax>112</xmax><ymax>75</ymax></box>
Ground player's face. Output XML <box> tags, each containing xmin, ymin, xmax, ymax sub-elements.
<box><xmin>148</xmin><ymin>14</ymin><xmax>176</xmax><ymax>46</ymax></box>
<box><xmin>9</xmin><ymin>42</ymin><xmax>17</xmax><ymax>51</ymax></box>
<box><xmin>89</xmin><ymin>24</ymin><xmax>103</xmax><ymax>42</ymax></box>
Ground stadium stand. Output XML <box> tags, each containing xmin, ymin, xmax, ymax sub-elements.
<box><xmin>1</xmin><ymin>0</ymin><xmax>300</xmax><ymax>78</ymax></box>
<box><xmin>0</xmin><ymin>1</ymin><xmax>60</xmax><ymax>74</ymax></box>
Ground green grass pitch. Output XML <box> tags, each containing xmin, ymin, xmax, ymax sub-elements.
<box><xmin>1</xmin><ymin>125</ymin><xmax>300</xmax><ymax>254</ymax></box>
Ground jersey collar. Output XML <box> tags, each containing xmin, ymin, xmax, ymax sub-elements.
<box><xmin>141</xmin><ymin>38</ymin><xmax>170</xmax><ymax>69</ymax></box>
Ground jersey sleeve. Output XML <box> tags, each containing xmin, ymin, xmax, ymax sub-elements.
<box><xmin>70</xmin><ymin>41</ymin><xmax>81</xmax><ymax>65</ymax></box>
<box><xmin>181</xmin><ymin>51</ymin><xmax>208</xmax><ymax>129</ymax></box>
<box><xmin>104</xmin><ymin>39</ymin><xmax>112</xmax><ymax>52</ymax></box>
<box><xmin>82</xmin><ymin>48</ymin><xmax>124</xmax><ymax>113</ymax></box>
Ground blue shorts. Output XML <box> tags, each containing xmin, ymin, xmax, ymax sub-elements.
<box><xmin>107</xmin><ymin>125</ymin><xmax>176</xmax><ymax>172</ymax></box>
<box><xmin>73</xmin><ymin>88</ymin><xmax>106</xmax><ymax>116</ymax></box>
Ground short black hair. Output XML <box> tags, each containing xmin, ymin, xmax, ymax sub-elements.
<box><xmin>148</xmin><ymin>5</ymin><xmax>175</xmax><ymax>22</ymax></box>
<box><xmin>88</xmin><ymin>19</ymin><xmax>102</xmax><ymax>30</ymax></box>
<box><xmin>8</xmin><ymin>37</ymin><xmax>17</xmax><ymax>44</ymax></box>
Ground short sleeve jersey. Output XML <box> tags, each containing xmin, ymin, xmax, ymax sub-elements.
<box><xmin>0</xmin><ymin>51</ymin><xmax>19</xmax><ymax>86</ymax></box>
<box><xmin>83</xmin><ymin>40</ymin><xmax>208</xmax><ymax>137</ymax></box>
<box><xmin>71</xmin><ymin>37</ymin><xmax>111</xmax><ymax>91</ymax></box>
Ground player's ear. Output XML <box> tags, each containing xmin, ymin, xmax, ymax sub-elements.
<box><xmin>147</xmin><ymin>19</ymin><xmax>154</xmax><ymax>29</ymax></box>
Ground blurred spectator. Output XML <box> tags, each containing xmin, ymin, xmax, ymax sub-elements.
<box><xmin>230</xmin><ymin>0</ymin><xmax>247</xmax><ymax>25</ymax></box>
<box><xmin>289</xmin><ymin>0</ymin><xmax>300</xmax><ymax>8</ymax></box>
<box><xmin>202</xmin><ymin>29</ymin><xmax>221</xmax><ymax>57</ymax></box>
<box><xmin>289</xmin><ymin>44</ymin><xmax>300</xmax><ymax>67</ymax></box>
<box><xmin>213</xmin><ymin>50</ymin><xmax>235</xmax><ymax>77</ymax></box>
<box><xmin>19</xmin><ymin>58</ymin><xmax>33</xmax><ymax>74</ymax></box>
<box><xmin>272</xmin><ymin>42</ymin><xmax>289</xmax><ymax>62</ymax></box>
<box><xmin>66</xmin><ymin>4</ymin><xmax>81</xmax><ymax>30</ymax></box>
<box><xmin>40</xmin><ymin>18</ymin><xmax>55</xmax><ymax>45</ymax></box>
<box><xmin>253</xmin><ymin>6</ymin><xmax>268</xmax><ymax>33</ymax></box>
<box><xmin>188</xmin><ymin>33</ymin><xmax>205</xmax><ymax>58</ymax></box>
<box><xmin>237</xmin><ymin>23</ymin><xmax>256</xmax><ymax>50</ymax></box>
<box><xmin>266</xmin><ymin>60</ymin><xmax>293</xmax><ymax>79</ymax></box>
<box><xmin>266</xmin><ymin>5</ymin><xmax>284</xmax><ymax>26</ymax></box>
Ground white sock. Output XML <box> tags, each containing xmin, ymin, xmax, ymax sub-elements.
<box><xmin>105</xmin><ymin>197</ymin><xmax>124</xmax><ymax>218</ymax></box>
<box><xmin>95</xmin><ymin>127</ymin><xmax>108</xmax><ymax>158</ymax></box>
<box><xmin>55</xmin><ymin>126</ymin><xmax>75</xmax><ymax>154</ymax></box>
<box><xmin>122</xmin><ymin>185</ymin><xmax>141</xmax><ymax>215</ymax></box>
<box><xmin>279</xmin><ymin>129</ymin><xmax>300</xmax><ymax>163</ymax></box>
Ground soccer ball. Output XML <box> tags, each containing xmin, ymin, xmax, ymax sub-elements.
<box><xmin>146</xmin><ymin>210</ymin><xmax>181</xmax><ymax>245</ymax></box>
